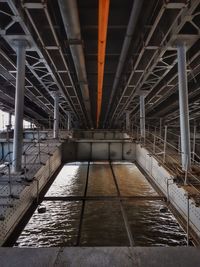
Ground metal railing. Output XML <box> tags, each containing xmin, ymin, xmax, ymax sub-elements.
<box><xmin>130</xmin><ymin>125</ymin><xmax>200</xmax><ymax>190</ymax></box>
<box><xmin>0</xmin><ymin>128</ymin><xmax>62</xmax><ymax>200</ymax></box>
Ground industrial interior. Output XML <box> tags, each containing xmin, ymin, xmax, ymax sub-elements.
<box><xmin>0</xmin><ymin>0</ymin><xmax>200</xmax><ymax>266</ymax></box>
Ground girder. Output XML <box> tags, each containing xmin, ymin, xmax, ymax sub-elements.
<box><xmin>0</xmin><ymin>0</ymin><xmax>200</xmax><ymax>129</ymax></box>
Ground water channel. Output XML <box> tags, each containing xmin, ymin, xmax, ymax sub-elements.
<box><xmin>16</xmin><ymin>161</ymin><xmax>187</xmax><ymax>247</ymax></box>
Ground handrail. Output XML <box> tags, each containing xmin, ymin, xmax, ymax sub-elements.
<box><xmin>130</xmin><ymin>128</ymin><xmax>200</xmax><ymax>195</ymax></box>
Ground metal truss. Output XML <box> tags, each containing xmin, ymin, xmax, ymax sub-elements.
<box><xmin>108</xmin><ymin>0</ymin><xmax>200</xmax><ymax>128</ymax></box>
<box><xmin>0</xmin><ymin>0</ymin><xmax>88</xmax><ymax>127</ymax></box>
<box><xmin>131</xmin><ymin>46</ymin><xmax>200</xmax><ymax>123</ymax></box>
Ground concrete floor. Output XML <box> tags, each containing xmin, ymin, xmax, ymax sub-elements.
<box><xmin>0</xmin><ymin>247</ymin><xmax>200</xmax><ymax>267</ymax></box>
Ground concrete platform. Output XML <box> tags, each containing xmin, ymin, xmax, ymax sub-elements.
<box><xmin>0</xmin><ymin>247</ymin><xmax>200</xmax><ymax>267</ymax></box>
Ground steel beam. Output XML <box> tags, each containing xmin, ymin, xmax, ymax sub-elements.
<box><xmin>177</xmin><ymin>42</ymin><xmax>191</xmax><ymax>171</ymax></box>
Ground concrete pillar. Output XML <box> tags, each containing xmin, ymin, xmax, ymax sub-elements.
<box><xmin>12</xmin><ymin>40</ymin><xmax>27</xmax><ymax>172</ymax></box>
<box><xmin>67</xmin><ymin>112</ymin><xmax>71</xmax><ymax>131</ymax></box>
<box><xmin>140</xmin><ymin>94</ymin><xmax>145</xmax><ymax>139</ymax></box>
<box><xmin>52</xmin><ymin>91</ymin><xmax>59</xmax><ymax>139</ymax></box>
<box><xmin>177</xmin><ymin>42</ymin><xmax>191</xmax><ymax>171</ymax></box>
<box><xmin>125</xmin><ymin>111</ymin><xmax>131</xmax><ymax>132</ymax></box>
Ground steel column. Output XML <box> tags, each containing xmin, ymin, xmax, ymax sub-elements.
<box><xmin>140</xmin><ymin>95</ymin><xmax>145</xmax><ymax>140</ymax></box>
<box><xmin>52</xmin><ymin>91</ymin><xmax>59</xmax><ymax>139</ymax></box>
<box><xmin>12</xmin><ymin>40</ymin><xmax>27</xmax><ymax>172</ymax></box>
<box><xmin>177</xmin><ymin>43</ymin><xmax>191</xmax><ymax>171</ymax></box>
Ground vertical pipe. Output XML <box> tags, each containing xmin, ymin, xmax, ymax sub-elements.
<box><xmin>140</xmin><ymin>95</ymin><xmax>145</xmax><ymax>141</ymax></box>
<box><xmin>52</xmin><ymin>92</ymin><xmax>59</xmax><ymax>139</ymax></box>
<box><xmin>7</xmin><ymin>163</ymin><xmax>11</xmax><ymax>196</ymax></box>
<box><xmin>187</xmin><ymin>195</ymin><xmax>190</xmax><ymax>246</ymax></box>
<box><xmin>37</xmin><ymin>127</ymin><xmax>41</xmax><ymax>163</ymax></box>
<box><xmin>12</xmin><ymin>40</ymin><xmax>27</xmax><ymax>172</ymax></box>
<box><xmin>163</xmin><ymin>125</ymin><xmax>168</xmax><ymax>163</ymax></box>
<box><xmin>67</xmin><ymin>112</ymin><xmax>71</xmax><ymax>131</ymax></box>
<box><xmin>192</xmin><ymin>125</ymin><xmax>196</xmax><ymax>162</ymax></box>
<box><xmin>125</xmin><ymin>111</ymin><xmax>130</xmax><ymax>132</ymax></box>
<box><xmin>177</xmin><ymin>43</ymin><xmax>191</xmax><ymax>171</ymax></box>
<box><xmin>153</xmin><ymin>135</ymin><xmax>156</xmax><ymax>154</ymax></box>
<box><xmin>178</xmin><ymin>135</ymin><xmax>181</xmax><ymax>153</ymax></box>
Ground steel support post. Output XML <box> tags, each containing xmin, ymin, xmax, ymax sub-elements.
<box><xmin>67</xmin><ymin>112</ymin><xmax>71</xmax><ymax>131</ymax></box>
<box><xmin>12</xmin><ymin>40</ymin><xmax>27</xmax><ymax>172</ymax></box>
<box><xmin>177</xmin><ymin>43</ymin><xmax>191</xmax><ymax>171</ymax></box>
<box><xmin>163</xmin><ymin>125</ymin><xmax>168</xmax><ymax>163</ymax></box>
<box><xmin>187</xmin><ymin>194</ymin><xmax>190</xmax><ymax>246</ymax></box>
<box><xmin>125</xmin><ymin>111</ymin><xmax>131</xmax><ymax>132</ymax></box>
<box><xmin>140</xmin><ymin>94</ymin><xmax>145</xmax><ymax>141</ymax></box>
<box><xmin>52</xmin><ymin>91</ymin><xmax>59</xmax><ymax>139</ymax></box>
<box><xmin>192</xmin><ymin>125</ymin><xmax>196</xmax><ymax>162</ymax></box>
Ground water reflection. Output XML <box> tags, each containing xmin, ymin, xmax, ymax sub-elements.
<box><xmin>81</xmin><ymin>201</ymin><xmax>129</xmax><ymax>246</ymax></box>
<box><xmin>113</xmin><ymin>163</ymin><xmax>157</xmax><ymax>196</ymax></box>
<box><xmin>124</xmin><ymin>200</ymin><xmax>187</xmax><ymax>246</ymax></box>
<box><xmin>16</xmin><ymin>161</ymin><xmax>187</xmax><ymax>247</ymax></box>
<box><xmin>87</xmin><ymin>164</ymin><xmax>117</xmax><ymax>196</ymax></box>
<box><xmin>46</xmin><ymin>163</ymin><xmax>87</xmax><ymax>196</ymax></box>
<box><xmin>17</xmin><ymin>201</ymin><xmax>82</xmax><ymax>247</ymax></box>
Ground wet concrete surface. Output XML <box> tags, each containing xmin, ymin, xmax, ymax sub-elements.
<box><xmin>1</xmin><ymin>247</ymin><xmax>200</xmax><ymax>267</ymax></box>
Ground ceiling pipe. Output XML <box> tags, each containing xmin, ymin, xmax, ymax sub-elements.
<box><xmin>97</xmin><ymin>0</ymin><xmax>110</xmax><ymax>127</ymax></box>
<box><xmin>103</xmin><ymin>0</ymin><xmax>144</xmax><ymax>127</ymax></box>
<box><xmin>58</xmin><ymin>0</ymin><xmax>93</xmax><ymax>127</ymax></box>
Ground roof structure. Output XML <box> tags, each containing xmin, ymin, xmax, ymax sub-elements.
<box><xmin>0</xmin><ymin>0</ymin><xmax>200</xmax><ymax>129</ymax></box>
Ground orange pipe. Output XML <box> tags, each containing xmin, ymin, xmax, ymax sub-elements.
<box><xmin>97</xmin><ymin>0</ymin><xmax>110</xmax><ymax>127</ymax></box>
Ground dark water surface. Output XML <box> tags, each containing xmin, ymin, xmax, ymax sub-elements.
<box><xmin>16</xmin><ymin>161</ymin><xmax>187</xmax><ymax>247</ymax></box>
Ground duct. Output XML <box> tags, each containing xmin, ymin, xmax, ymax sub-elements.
<box><xmin>104</xmin><ymin>0</ymin><xmax>144</xmax><ymax>126</ymax></box>
<box><xmin>58</xmin><ymin>0</ymin><xmax>92</xmax><ymax>127</ymax></box>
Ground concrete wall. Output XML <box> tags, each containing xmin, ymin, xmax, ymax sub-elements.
<box><xmin>72</xmin><ymin>130</ymin><xmax>129</xmax><ymax>140</ymax></box>
<box><xmin>62</xmin><ymin>141</ymin><xmax>136</xmax><ymax>162</ymax></box>
<box><xmin>136</xmin><ymin>144</ymin><xmax>200</xmax><ymax>241</ymax></box>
